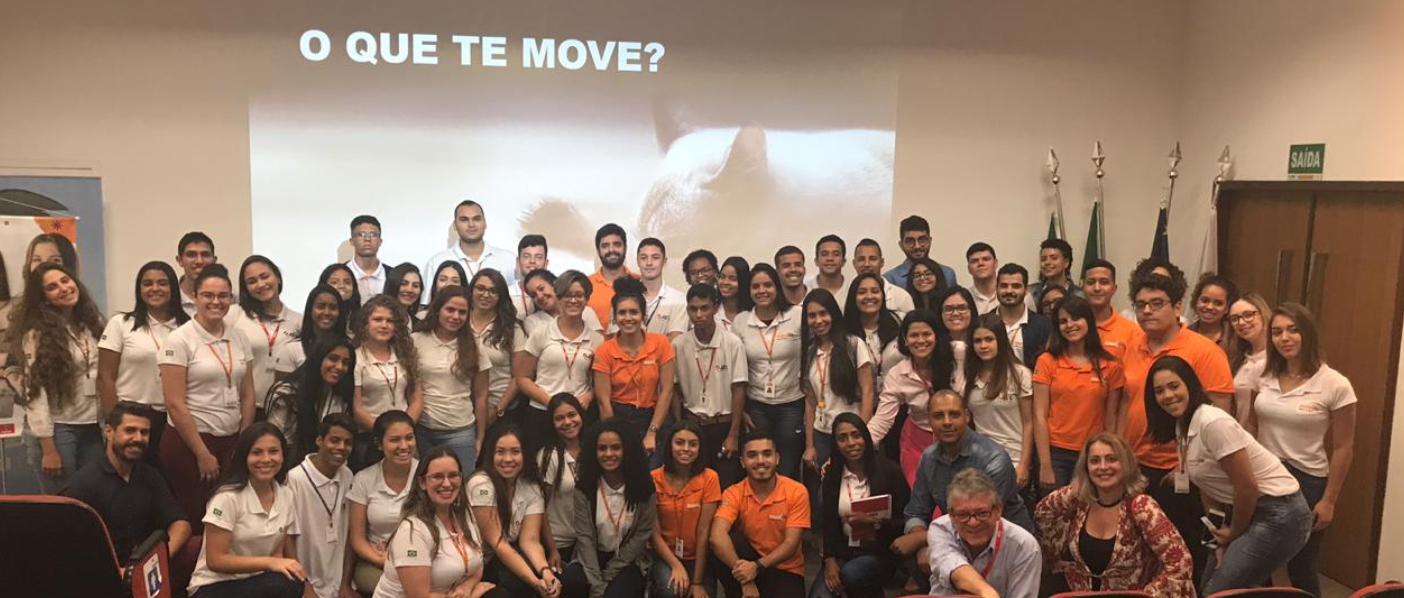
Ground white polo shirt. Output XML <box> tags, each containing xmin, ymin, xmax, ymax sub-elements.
<box><xmin>226</xmin><ymin>306</ymin><xmax>302</xmax><ymax>409</ymax></box>
<box><xmin>160</xmin><ymin>320</ymin><xmax>254</xmax><ymax>437</ymax></box>
<box><xmin>466</xmin><ymin>472</ymin><xmax>545</xmax><ymax>545</ymax></box>
<box><xmin>805</xmin><ymin>275</ymin><xmax>851</xmax><ymax>314</ymax></box>
<box><xmin>524</xmin><ymin>309</ymin><xmax>605</xmax><ymax>339</ymax></box>
<box><xmin>672</xmin><ymin>327</ymin><xmax>748</xmax><ymax>418</ymax></box>
<box><xmin>1183</xmin><ymin>405</ymin><xmax>1299</xmax><ymax>505</ymax></box>
<box><xmin>288</xmin><ymin>456</ymin><xmax>354</xmax><ymax>598</ymax></box>
<box><xmin>538</xmin><ymin>448</ymin><xmax>578</xmax><ymax>550</ymax></box>
<box><xmin>884</xmin><ymin>280</ymin><xmax>916</xmax><ymax>318</ymax></box>
<box><xmin>1232</xmin><ymin>350</ymin><xmax>1266</xmax><ymax>423</ymax></box>
<box><xmin>861</xmin><ymin>327</ymin><xmax>905</xmax><ymax>384</ymax></box>
<box><xmin>424</xmin><ymin>243</ymin><xmax>517</xmax><ymax>301</ymax></box>
<box><xmin>348</xmin><ymin>459</ymin><xmax>418</xmax><ymax>546</ymax></box>
<box><xmin>523</xmin><ymin>317</ymin><xmax>605</xmax><ymax>408</ymax></box>
<box><xmin>354</xmin><ymin>346</ymin><xmax>411</xmax><ymax>418</ymax></box>
<box><xmin>347</xmin><ymin>258</ymin><xmax>386</xmax><ymax>304</ymax></box>
<box><xmin>374</xmin><ymin>516</ymin><xmax>483</xmax><ymax>598</ymax></box>
<box><xmin>808</xmin><ymin>336</ymin><xmax>873</xmax><ymax>434</ymax></box>
<box><xmin>1002</xmin><ymin>308</ymin><xmax>1029</xmax><ymax>365</ymax></box>
<box><xmin>472</xmin><ymin>319</ymin><xmax>528</xmax><ymax>411</ymax></box>
<box><xmin>270</xmin><ymin>340</ymin><xmax>307</xmax><ymax>375</ymax></box>
<box><xmin>734</xmin><ymin>306</ymin><xmax>804</xmax><ymax>405</ymax></box>
<box><xmin>190</xmin><ymin>482</ymin><xmax>300</xmax><ymax>594</ymax></box>
<box><xmin>181</xmin><ymin>288</ymin><xmax>198</xmax><ymax>317</ymax></box>
<box><xmin>511</xmin><ymin>283</ymin><xmax>538</xmax><ymax>322</ymax></box>
<box><xmin>413</xmin><ymin>330</ymin><xmax>492</xmax><ymax>430</ymax></box>
<box><xmin>20</xmin><ymin>329</ymin><xmax>99</xmax><ymax>437</ymax></box>
<box><xmin>643</xmin><ymin>284</ymin><xmax>688</xmax><ymax>336</ymax></box>
<box><xmin>594</xmin><ymin>481</ymin><xmax>635</xmax><ymax>552</ymax></box>
<box><xmin>1253</xmin><ymin>364</ymin><xmax>1357</xmax><ymax>477</ymax></box>
<box><xmin>971</xmin><ymin>285</ymin><xmax>999</xmax><ymax>315</ymax></box>
<box><xmin>99</xmin><ymin>315</ymin><xmax>180</xmax><ymax>411</ymax></box>
<box><xmin>966</xmin><ymin>365</ymin><xmax>1034</xmax><ymax>466</ymax></box>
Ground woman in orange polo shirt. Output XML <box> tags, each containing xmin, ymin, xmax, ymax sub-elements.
<box><xmin>651</xmin><ymin>420</ymin><xmax>722</xmax><ymax>598</ymax></box>
<box><xmin>1033</xmin><ymin>296</ymin><xmax>1125</xmax><ymax>495</ymax></box>
<box><xmin>594</xmin><ymin>279</ymin><xmax>676</xmax><ymax>460</ymax></box>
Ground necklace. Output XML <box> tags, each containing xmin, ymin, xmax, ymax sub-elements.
<box><xmin>1096</xmin><ymin>494</ymin><xmax>1124</xmax><ymax>508</ymax></box>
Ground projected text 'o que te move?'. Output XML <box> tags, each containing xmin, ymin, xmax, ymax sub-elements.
<box><xmin>298</xmin><ymin>30</ymin><xmax>667</xmax><ymax>73</ymax></box>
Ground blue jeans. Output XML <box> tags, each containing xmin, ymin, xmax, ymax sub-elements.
<box><xmin>651</xmin><ymin>558</ymin><xmax>715</xmax><ymax>598</ymax></box>
<box><xmin>415</xmin><ymin>424</ymin><xmax>477</xmax><ymax>472</ymax></box>
<box><xmin>1284</xmin><ymin>464</ymin><xmax>1327</xmax><ymax>597</ymax></box>
<box><xmin>744</xmin><ymin>398</ymin><xmax>804</xmax><ymax>479</ymax></box>
<box><xmin>613</xmin><ymin>402</ymin><xmax>668</xmax><ymax>468</ymax></box>
<box><xmin>808</xmin><ymin>554</ymin><xmax>894</xmax><ymax>598</ymax></box>
<box><xmin>1202</xmin><ymin>492</ymin><xmax>1312</xmax><ymax>595</ymax></box>
<box><xmin>24</xmin><ymin>423</ymin><xmax>103</xmax><ymax>494</ymax></box>
<box><xmin>1049</xmin><ymin>446</ymin><xmax>1079</xmax><ymax>488</ymax></box>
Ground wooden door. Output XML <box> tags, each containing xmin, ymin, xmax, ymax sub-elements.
<box><xmin>1305</xmin><ymin>192</ymin><xmax>1404</xmax><ymax>588</ymax></box>
<box><xmin>1218</xmin><ymin>190</ymin><xmax>1313</xmax><ymax>303</ymax></box>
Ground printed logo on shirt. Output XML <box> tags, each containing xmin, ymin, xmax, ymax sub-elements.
<box><xmin>718</xmin><ymin>365</ymin><xmax>728</xmax><ymax>371</ymax></box>
<box><xmin>477</xmin><ymin>487</ymin><xmax>491</xmax><ymax>498</ymax></box>
<box><xmin>407</xmin><ymin>550</ymin><xmax>418</xmax><ymax>557</ymax></box>
<box><xmin>768</xmin><ymin>514</ymin><xmax>785</xmax><ymax>521</ymax></box>
<box><xmin>212</xmin><ymin>508</ymin><xmax>223</xmax><ymax>516</ymax></box>
<box><xmin>165</xmin><ymin>350</ymin><xmax>175</xmax><ymax>357</ymax></box>
<box><xmin>1297</xmin><ymin>402</ymin><xmax>1326</xmax><ymax>414</ymax></box>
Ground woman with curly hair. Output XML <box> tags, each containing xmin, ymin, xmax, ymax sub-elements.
<box><xmin>351</xmin><ymin>295</ymin><xmax>423</xmax><ymax>470</ymax></box>
<box><xmin>14</xmin><ymin>262</ymin><xmax>105</xmax><ymax>493</ymax></box>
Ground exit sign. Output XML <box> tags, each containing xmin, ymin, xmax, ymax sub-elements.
<box><xmin>1288</xmin><ymin>143</ymin><xmax>1325</xmax><ymax>180</ymax></box>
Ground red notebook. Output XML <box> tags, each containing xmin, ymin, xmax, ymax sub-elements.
<box><xmin>848</xmin><ymin>494</ymin><xmax>891</xmax><ymax>541</ymax></box>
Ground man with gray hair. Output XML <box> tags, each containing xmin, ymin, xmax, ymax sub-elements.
<box><xmin>926</xmin><ymin>469</ymin><xmax>1041</xmax><ymax>598</ymax></box>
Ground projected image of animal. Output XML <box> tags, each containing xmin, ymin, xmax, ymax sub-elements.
<box><xmin>520</xmin><ymin>103</ymin><xmax>895</xmax><ymax>270</ymax></box>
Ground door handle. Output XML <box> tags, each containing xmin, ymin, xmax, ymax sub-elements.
<box><xmin>1274</xmin><ymin>249</ymin><xmax>1294</xmax><ymax>304</ymax></box>
<box><xmin>1305</xmin><ymin>252</ymin><xmax>1329</xmax><ymax>314</ymax></box>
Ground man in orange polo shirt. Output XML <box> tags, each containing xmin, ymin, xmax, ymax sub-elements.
<box><xmin>588</xmin><ymin>223</ymin><xmax>636</xmax><ymax>328</ymax></box>
<box><xmin>709</xmin><ymin>430</ymin><xmax>808</xmax><ymax>598</ymax></box>
<box><xmin>1121</xmin><ymin>266</ymin><xmax>1232</xmax><ymax>587</ymax></box>
<box><xmin>1081</xmin><ymin>258</ymin><xmax>1142</xmax><ymax>360</ymax></box>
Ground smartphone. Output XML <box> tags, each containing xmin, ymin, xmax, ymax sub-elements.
<box><xmin>1200</xmin><ymin>508</ymin><xmax>1228</xmax><ymax>549</ymax></box>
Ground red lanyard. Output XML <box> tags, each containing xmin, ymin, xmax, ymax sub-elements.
<box><xmin>694</xmin><ymin>348</ymin><xmax>717</xmax><ymax>392</ymax></box>
<box><xmin>759</xmin><ymin>325</ymin><xmax>780</xmax><ymax>361</ymax></box>
<box><xmin>460</xmin><ymin>258</ymin><xmax>480</xmax><ymax>279</ymax></box>
<box><xmin>815</xmin><ymin>347</ymin><xmax>832</xmax><ymax>408</ymax></box>
<box><xmin>561</xmin><ymin>341</ymin><xmax>585</xmax><ymax>381</ymax></box>
<box><xmin>520</xmin><ymin>282</ymin><xmax>534</xmax><ymax>316</ymax></box>
<box><xmin>257</xmin><ymin>319</ymin><xmax>281</xmax><ymax>352</ymax></box>
<box><xmin>970</xmin><ymin>520</ymin><xmax>1004</xmax><ymax>579</ymax></box>
<box><xmin>208</xmin><ymin>341</ymin><xmax>234</xmax><ymax>388</ymax></box>
<box><xmin>147</xmin><ymin>327</ymin><xmax>163</xmax><ymax>352</ymax></box>
<box><xmin>600</xmin><ymin>484</ymin><xmax>627</xmax><ymax>535</ymax></box>
<box><xmin>448</xmin><ymin>519</ymin><xmax>472</xmax><ymax>571</ymax></box>
<box><xmin>68</xmin><ymin>330</ymin><xmax>91</xmax><ymax>378</ymax></box>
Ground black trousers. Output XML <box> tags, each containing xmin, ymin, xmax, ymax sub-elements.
<box><xmin>696</xmin><ymin>420</ymin><xmax>744</xmax><ymax>489</ymax></box>
<box><xmin>561</xmin><ymin>551</ymin><xmax>645</xmax><ymax>598</ymax></box>
<box><xmin>1144</xmin><ymin>465</ymin><xmax>1207</xmax><ymax>590</ymax></box>
<box><xmin>710</xmin><ymin>527</ymin><xmax>805</xmax><ymax>598</ymax></box>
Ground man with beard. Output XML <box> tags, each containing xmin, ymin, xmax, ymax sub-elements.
<box><xmin>62</xmin><ymin>401</ymin><xmax>193</xmax><ymax>582</ymax></box>
<box><xmin>882</xmin><ymin>216</ymin><xmax>956</xmax><ymax>290</ymax></box>
<box><xmin>424</xmin><ymin>200</ymin><xmax>518</xmax><ymax>301</ymax></box>
<box><xmin>709</xmin><ymin>430</ymin><xmax>809</xmax><ymax>598</ymax></box>
<box><xmin>588</xmin><ymin>223</ymin><xmax>636</xmax><ymax>327</ymax></box>
<box><xmin>286</xmin><ymin>413</ymin><xmax>357</xmax><ymax>598</ymax></box>
<box><xmin>994</xmin><ymin>263</ymin><xmax>1051</xmax><ymax>366</ymax></box>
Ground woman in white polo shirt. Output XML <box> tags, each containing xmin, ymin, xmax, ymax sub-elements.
<box><xmin>98</xmin><ymin>261</ymin><xmax>190</xmax><ymax>465</ymax></box>
<box><xmin>469</xmin><ymin>425</ymin><xmax>559</xmax><ymax>598</ymax></box>
<box><xmin>1227</xmin><ymin>293</ymin><xmax>1272</xmax><ymax>424</ymax></box>
<box><xmin>352</xmin><ymin>295</ymin><xmax>424</xmax><ymax>470</ymax></box>
<box><xmin>716</xmin><ymin>256</ymin><xmax>752</xmax><ymax>331</ymax></box>
<box><xmin>521</xmin><ymin>269</ymin><xmax>605</xmax><ymax>339</ymax></box>
<box><xmin>349</xmin><ymin>410</ymin><xmax>419</xmax><ymax>594</ymax></box>
<box><xmin>412</xmin><ymin>285</ymin><xmax>491</xmax><ymax>469</ymax></box>
<box><xmin>733</xmin><ymin>263</ymin><xmax>805</xmax><ymax>479</ymax></box>
<box><xmin>1249</xmin><ymin>303</ymin><xmax>1356</xmax><ymax>597</ymax></box>
<box><xmin>962</xmin><ymin>314</ymin><xmax>1034</xmax><ymax>486</ymax></box>
<box><xmin>318</xmin><ymin>263</ymin><xmax>361</xmax><ymax>337</ymax></box>
<box><xmin>538</xmin><ymin>394</ymin><xmax>585</xmax><ymax>569</ymax></box>
<box><xmin>271</xmin><ymin>284</ymin><xmax>346</xmax><ymax>377</ymax></box>
<box><xmin>800</xmin><ymin>289</ymin><xmax>873</xmax><ymax>473</ymax></box>
<box><xmin>467</xmin><ymin>269</ymin><xmax>527</xmax><ymax>431</ymax></box>
<box><xmin>1145</xmin><ymin>356</ymin><xmax>1310</xmax><ymax>595</ymax></box>
<box><xmin>13</xmin><ymin>262</ymin><xmax>105</xmax><ymax>494</ymax></box>
<box><xmin>384</xmin><ymin>263</ymin><xmax>426</xmax><ymax>330</ymax></box>
<box><xmin>518</xmin><ymin>270</ymin><xmax>605</xmax><ymax>444</ymax></box>
<box><xmin>228</xmin><ymin>256</ymin><xmax>302</xmax><ymax>415</ymax></box>
<box><xmin>160</xmin><ymin>264</ymin><xmax>257</xmax><ymax>532</ymax></box>
<box><xmin>188</xmin><ymin>423</ymin><xmax>306</xmax><ymax>598</ymax></box>
<box><xmin>375</xmin><ymin>445</ymin><xmax>508</xmax><ymax>598</ymax></box>
<box><xmin>843</xmin><ymin>273</ymin><xmax>904</xmax><ymax>383</ymax></box>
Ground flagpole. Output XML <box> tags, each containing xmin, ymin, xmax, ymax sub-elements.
<box><xmin>1092</xmin><ymin>141</ymin><xmax>1106</xmax><ymax>254</ymax></box>
<box><xmin>1047</xmin><ymin>148</ymin><xmax>1065</xmax><ymax>238</ymax></box>
<box><xmin>1164</xmin><ymin>141</ymin><xmax>1182</xmax><ymax>222</ymax></box>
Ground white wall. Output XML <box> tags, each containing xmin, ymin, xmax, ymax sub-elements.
<box><xmin>1178</xmin><ymin>0</ymin><xmax>1404</xmax><ymax>580</ymax></box>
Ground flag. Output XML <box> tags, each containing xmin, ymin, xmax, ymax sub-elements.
<box><xmin>1082</xmin><ymin>200</ymin><xmax>1103</xmax><ymax>275</ymax></box>
<box><xmin>1150</xmin><ymin>205</ymin><xmax>1170</xmax><ymax>261</ymax></box>
<box><xmin>1047</xmin><ymin>214</ymin><xmax>1059</xmax><ymax>240</ymax></box>
<box><xmin>1196</xmin><ymin>202</ymin><xmax>1218</xmax><ymax>277</ymax></box>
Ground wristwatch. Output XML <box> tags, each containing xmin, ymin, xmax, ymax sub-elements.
<box><xmin>648</xmin><ymin>424</ymin><xmax>660</xmax><ymax>433</ymax></box>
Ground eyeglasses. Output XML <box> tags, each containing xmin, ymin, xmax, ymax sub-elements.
<box><xmin>561</xmin><ymin>292</ymin><xmax>587</xmax><ymax>303</ymax></box>
<box><xmin>950</xmin><ymin>509</ymin><xmax>995</xmax><ymax>524</ymax></box>
<box><xmin>1228</xmin><ymin>311</ymin><xmax>1259</xmax><ymax>325</ymax></box>
<box><xmin>1133</xmin><ymin>298</ymin><xmax>1171</xmax><ymax>312</ymax></box>
<box><xmin>912</xmin><ymin>270</ymin><xmax>937</xmax><ymax>281</ymax></box>
<box><xmin>688</xmin><ymin>266</ymin><xmax>718</xmax><ymax>279</ymax></box>
<box><xmin>354</xmin><ymin>232</ymin><xmax>381</xmax><ymax>240</ymax></box>
<box><xmin>901</xmin><ymin>235</ymin><xmax>931</xmax><ymax>248</ymax></box>
<box><xmin>424</xmin><ymin>471</ymin><xmax>462</xmax><ymax>484</ymax></box>
<box><xmin>472</xmin><ymin>285</ymin><xmax>499</xmax><ymax>296</ymax></box>
<box><xmin>198</xmin><ymin>292</ymin><xmax>232</xmax><ymax>302</ymax></box>
<box><xmin>942</xmin><ymin>304</ymin><xmax>971</xmax><ymax>315</ymax></box>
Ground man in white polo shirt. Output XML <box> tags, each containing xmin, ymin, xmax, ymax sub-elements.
<box><xmin>636</xmin><ymin>238</ymin><xmax>687</xmax><ymax>338</ymax></box>
<box><xmin>852</xmin><ymin>238</ymin><xmax>915</xmax><ymax>316</ymax></box>
<box><xmin>347</xmin><ymin>215</ymin><xmax>386</xmax><ymax>304</ymax></box>
<box><xmin>673</xmin><ymin>283</ymin><xmax>747</xmax><ymax>487</ymax></box>
<box><xmin>287</xmin><ymin>413</ymin><xmax>356</xmax><ymax>598</ymax></box>
<box><xmin>423</xmin><ymin>200</ymin><xmax>517</xmax><ymax>302</ymax></box>
<box><xmin>175</xmin><ymin>232</ymin><xmax>217</xmax><ymax>316</ymax></box>
<box><xmin>775</xmin><ymin>245</ymin><xmax>809</xmax><ymax>307</ymax></box>
<box><xmin>965</xmin><ymin>242</ymin><xmax>1000</xmax><ymax>315</ymax></box>
<box><xmin>806</xmin><ymin>235</ymin><xmax>850</xmax><ymax>309</ymax></box>
<box><xmin>511</xmin><ymin>234</ymin><xmax>549</xmax><ymax>321</ymax></box>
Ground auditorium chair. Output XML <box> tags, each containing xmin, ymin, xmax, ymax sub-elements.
<box><xmin>0</xmin><ymin>494</ymin><xmax>172</xmax><ymax>598</ymax></box>
<box><xmin>1205</xmin><ymin>588</ymin><xmax>1314</xmax><ymax>598</ymax></box>
<box><xmin>1350</xmin><ymin>582</ymin><xmax>1404</xmax><ymax>598</ymax></box>
<box><xmin>1049</xmin><ymin>591</ymin><xmax>1154</xmax><ymax>598</ymax></box>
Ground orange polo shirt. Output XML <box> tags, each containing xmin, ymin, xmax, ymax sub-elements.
<box><xmin>1121</xmin><ymin>326</ymin><xmax>1234</xmax><ymax>469</ymax></box>
<box><xmin>651</xmin><ymin>468</ymin><xmax>722</xmax><ymax>561</ymax></box>
<box><xmin>593</xmin><ymin>333</ymin><xmax>676</xmax><ymax>409</ymax></box>
<box><xmin>1097</xmin><ymin>311</ymin><xmax>1143</xmax><ymax>361</ymax></box>
<box><xmin>587</xmin><ymin>268</ymin><xmax>638</xmax><ymax>328</ymax></box>
<box><xmin>1032</xmin><ymin>353</ymin><xmax>1126</xmax><ymax>451</ymax></box>
<box><xmin>715</xmin><ymin>475</ymin><xmax>810</xmax><ymax>576</ymax></box>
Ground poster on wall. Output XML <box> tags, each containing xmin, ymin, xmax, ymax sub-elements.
<box><xmin>0</xmin><ymin>216</ymin><xmax>79</xmax><ymax>439</ymax></box>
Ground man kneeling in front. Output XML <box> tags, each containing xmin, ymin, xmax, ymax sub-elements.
<box><xmin>927</xmin><ymin>469</ymin><xmax>1040</xmax><ymax>598</ymax></box>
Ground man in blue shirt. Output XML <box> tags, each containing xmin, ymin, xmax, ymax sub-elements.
<box><xmin>883</xmin><ymin>215</ymin><xmax>957</xmax><ymax>290</ymax></box>
<box><xmin>889</xmin><ymin>390</ymin><xmax>1032</xmax><ymax>585</ymax></box>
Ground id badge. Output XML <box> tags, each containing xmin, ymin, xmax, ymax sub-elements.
<box><xmin>1173</xmin><ymin>470</ymin><xmax>1191</xmax><ymax>494</ymax></box>
<box><xmin>764</xmin><ymin>380</ymin><xmax>775</xmax><ymax>397</ymax></box>
<box><xmin>674</xmin><ymin>537</ymin><xmax>685</xmax><ymax>558</ymax></box>
<box><xmin>223</xmin><ymin>386</ymin><xmax>239</xmax><ymax>408</ymax></box>
<box><xmin>79</xmin><ymin>375</ymin><xmax>97</xmax><ymax>398</ymax></box>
